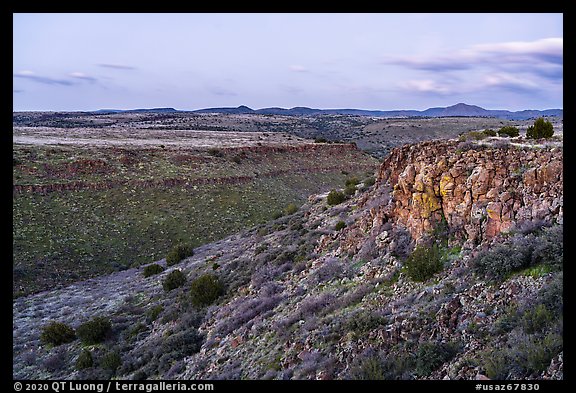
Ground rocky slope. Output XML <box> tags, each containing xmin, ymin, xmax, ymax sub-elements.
<box><xmin>13</xmin><ymin>137</ymin><xmax>563</xmax><ymax>380</ymax></box>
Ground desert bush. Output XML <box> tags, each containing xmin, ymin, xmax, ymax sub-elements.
<box><xmin>526</xmin><ymin>117</ymin><xmax>554</xmax><ymax>139</ymax></box>
<box><xmin>40</xmin><ymin>321</ymin><xmax>76</xmax><ymax>346</ymax></box>
<box><xmin>127</xmin><ymin>323</ymin><xmax>148</xmax><ymax>341</ymax></box>
<box><xmin>77</xmin><ymin>317</ymin><xmax>112</xmax><ymax>345</ymax></box>
<box><xmin>284</xmin><ymin>203</ymin><xmax>298</xmax><ymax>215</ymax></box>
<box><xmin>363</xmin><ymin>176</ymin><xmax>376</xmax><ymax>187</ymax></box>
<box><xmin>498</xmin><ymin>126</ymin><xmax>519</xmax><ymax>137</ymax></box>
<box><xmin>456</xmin><ymin>140</ymin><xmax>476</xmax><ymax>152</ymax></box>
<box><xmin>146</xmin><ymin>304</ymin><xmax>164</xmax><ymax>323</ymax></box>
<box><xmin>415</xmin><ymin>341</ymin><xmax>460</xmax><ymax>376</ymax></box>
<box><xmin>521</xmin><ymin>332</ymin><xmax>562</xmax><ymax>375</ymax></box>
<box><xmin>530</xmin><ymin>225</ymin><xmax>563</xmax><ymax>268</ymax></box>
<box><xmin>190</xmin><ymin>274</ymin><xmax>224</xmax><ymax>307</ymax></box>
<box><xmin>335</xmin><ymin>220</ymin><xmax>346</xmax><ymax>231</ymax></box>
<box><xmin>76</xmin><ymin>349</ymin><xmax>94</xmax><ymax>370</ymax></box>
<box><xmin>348</xmin><ymin>352</ymin><xmax>387</xmax><ymax>380</ymax></box>
<box><xmin>314</xmin><ymin>137</ymin><xmax>328</xmax><ymax>143</ymax></box>
<box><xmin>159</xmin><ymin>330</ymin><xmax>203</xmax><ymax>371</ymax></box>
<box><xmin>536</xmin><ymin>272</ymin><xmax>563</xmax><ymax>314</ymax></box>
<box><xmin>346</xmin><ymin>311</ymin><xmax>387</xmax><ymax>334</ymax></box>
<box><xmin>327</xmin><ymin>190</ymin><xmax>346</xmax><ymax>205</ymax></box>
<box><xmin>345</xmin><ymin>177</ymin><xmax>360</xmax><ymax>187</ymax></box>
<box><xmin>403</xmin><ymin>243</ymin><xmax>443</xmax><ymax>282</ymax></box>
<box><xmin>348</xmin><ymin>347</ymin><xmax>413</xmax><ymax>380</ymax></box>
<box><xmin>298</xmin><ymin>292</ymin><xmax>336</xmax><ymax>319</ymax></box>
<box><xmin>214</xmin><ymin>295</ymin><xmax>282</xmax><ymax>336</ymax></box>
<box><xmin>491</xmin><ymin>138</ymin><xmax>511</xmax><ymax>149</ymax></box>
<box><xmin>207</xmin><ymin>148</ymin><xmax>224</xmax><ymax>157</ymax></box>
<box><xmin>473</xmin><ymin>226</ymin><xmax>562</xmax><ymax>281</ymax></box>
<box><xmin>344</xmin><ymin>183</ymin><xmax>357</xmax><ymax>196</ymax></box>
<box><xmin>310</xmin><ymin>258</ymin><xmax>346</xmax><ymax>284</ymax></box>
<box><xmin>163</xmin><ymin>270</ymin><xmax>187</xmax><ymax>291</ymax></box>
<box><xmin>472</xmin><ymin>236</ymin><xmax>532</xmax><ymax>281</ymax></box>
<box><xmin>483</xmin><ymin>128</ymin><xmax>497</xmax><ymax>136</ymax></box>
<box><xmin>143</xmin><ymin>264</ymin><xmax>164</xmax><ymax>278</ymax></box>
<box><xmin>482</xmin><ymin>348</ymin><xmax>511</xmax><ymax>379</ymax></box>
<box><xmin>483</xmin><ymin>331</ymin><xmax>562</xmax><ymax>379</ymax></box>
<box><xmin>43</xmin><ymin>348</ymin><xmax>67</xmax><ymax>372</ymax></box>
<box><xmin>101</xmin><ymin>351</ymin><xmax>122</xmax><ymax>371</ymax></box>
<box><xmin>166</xmin><ymin>244</ymin><xmax>194</xmax><ymax>266</ymax></box>
<box><xmin>521</xmin><ymin>304</ymin><xmax>555</xmax><ymax>334</ymax></box>
<box><xmin>465</xmin><ymin>131</ymin><xmax>489</xmax><ymax>140</ymax></box>
<box><xmin>250</xmin><ymin>263</ymin><xmax>290</xmax><ymax>288</ymax></box>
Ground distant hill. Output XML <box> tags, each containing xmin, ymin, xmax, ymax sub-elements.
<box><xmin>94</xmin><ymin>107</ymin><xmax>178</xmax><ymax>114</ymax></box>
<box><xmin>92</xmin><ymin>103</ymin><xmax>562</xmax><ymax>120</ymax></box>
<box><xmin>191</xmin><ymin>103</ymin><xmax>563</xmax><ymax>120</ymax></box>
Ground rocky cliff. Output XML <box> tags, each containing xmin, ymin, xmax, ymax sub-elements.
<box><xmin>346</xmin><ymin>139</ymin><xmax>563</xmax><ymax>249</ymax></box>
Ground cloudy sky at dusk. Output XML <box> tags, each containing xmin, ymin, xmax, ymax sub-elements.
<box><xmin>13</xmin><ymin>13</ymin><xmax>563</xmax><ymax>112</ymax></box>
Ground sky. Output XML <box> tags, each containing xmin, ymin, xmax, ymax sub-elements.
<box><xmin>13</xmin><ymin>13</ymin><xmax>563</xmax><ymax>112</ymax></box>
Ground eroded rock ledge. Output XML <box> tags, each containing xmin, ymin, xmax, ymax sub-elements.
<box><xmin>364</xmin><ymin>139</ymin><xmax>562</xmax><ymax>245</ymax></box>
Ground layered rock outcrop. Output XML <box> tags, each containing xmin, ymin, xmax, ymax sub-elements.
<box><xmin>363</xmin><ymin>139</ymin><xmax>562</xmax><ymax>245</ymax></box>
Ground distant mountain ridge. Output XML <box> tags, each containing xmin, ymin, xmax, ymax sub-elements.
<box><xmin>93</xmin><ymin>103</ymin><xmax>562</xmax><ymax>120</ymax></box>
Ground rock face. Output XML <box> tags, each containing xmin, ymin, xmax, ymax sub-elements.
<box><xmin>364</xmin><ymin>140</ymin><xmax>562</xmax><ymax>245</ymax></box>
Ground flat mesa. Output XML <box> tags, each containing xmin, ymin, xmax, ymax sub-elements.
<box><xmin>12</xmin><ymin>127</ymin><xmax>309</xmax><ymax>148</ymax></box>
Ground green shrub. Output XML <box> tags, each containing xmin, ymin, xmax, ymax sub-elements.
<box><xmin>526</xmin><ymin>117</ymin><xmax>554</xmax><ymax>139</ymax></box>
<box><xmin>40</xmin><ymin>321</ymin><xmax>76</xmax><ymax>346</ymax></box>
<box><xmin>190</xmin><ymin>274</ymin><xmax>224</xmax><ymax>307</ymax></box>
<box><xmin>483</xmin><ymin>128</ymin><xmax>497</xmax><ymax>137</ymax></box>
<box><xmin>498</xmin><ymin>126</ymin><xmax>519</xmax><ymax>137</ymax></box>
<box><xmin>403</xmin><ymin>244</ymin><xmax>443</xmax><ymax>282</ymax></box>
<box><xmin>271</xmin><ymin>211</ymin><xmax>284</xmax><ymax>220</ymax></box>
<box><xmin>335</xmin><ymin>221</ymin><xmax>347</xmax><ymax>231</ymax></box>
<box><xmin>75</xmin><ymin>349</ymin><xmax>93</xmax><ymax>370</ymax></box>
<box><xmin>521</xmin><ymin>304</ymin><xmax>555</xmax><ymax>334</ymax></box>
<box><xmin>314</xmin><ymin>137</ymin><xmax>328</xmax><ymax>143</ymax></box>
<box><xmin>363</xmin><ymin>177</ymin><xmax>376</xmax><ymax>187</ymax></box>
<box><xmin>482</xmin><ymin>332</ymin><xmax>562</xmax><ymax>378</ymax></box>
<box><xmin>464</xmin><ymin>131</ymin><xmax>488</xmax><ymax>140</ymax></box>
<box><xmin>482</xmin><ymin>349</ymin><xmax>511</xmax><ymax>379</ymax></box>
<box><xmin>345</xmin><ymin>177</ymin><xmax>360</xmax><ymax>187</ymax></box>
<box><xmin>327</xmin><ymin>190</ymin><xmax>346</xmax><ymax>205</ymax></box>
<box><xmin>284</xmin><ymin>203</ymin><xmax>298</xmax><ymax>215</ymax></box>
<box><xmin>101</xmin><ymin>351</ymin><xmax>122</xmax><ymax>371</ymax></box>
<box><xmin>349</xmin><ymin>356</ymin><xmax>386</xmax><ymax>380</ymax></box>
<box><xmin>163</xmin><ymin>270</ymin><xmax>187</xmax><ymax>291</ymax></box>
<box><xmin>473</xmin><ymin>226</ymin><xmax>562</xmax><ymax>281</ymax></box>
<box><xmin>166</xmin><ymin>244</ymin><xmax>194</xmax><ymax>266</ymax></box>
<box><xmin>346</xmin><ymin>312</ymin><xmax>386</xmax><ymax>334</ymax></box>
<box><xmin>522</xmin><ymin>332</ymin><xmax>562</xmax><ymax>374</ymax></box>
<box><xmin>344</xmin><ymin>184</ymin><xmax>357</xmax><ymax>196</ymax></box>
<box><xmin>77</xmin><ymin>317</ymin><xmax>111</xmax><ymax>345</ymax></box>
<box><xmin>472</xmin><ymin>240</ymin><xmax>531</xmax><ymax>281</ymax></box>
<box><xmin>415</xmin><ymin>341</ymin><xmax>459</xmax><ymax>376</ymax></box>
<box><xmin>143</xmin><ymin>264</ymin><xmax>164</xmax><ymax>278</ymax></box>
<box><xmin>128</xmin><ymin>323</ymin><xmax>148</xmax><ymax>339</ymax></box>
<box><xmin>348</xmin><ymin>348</ymin><xmax>414</xmax><ymax>380</ymax></box>
<box><xmin>146</xmin><ymin>305</ymin><xmax>164</xmax><ymax>323</ymax></box>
